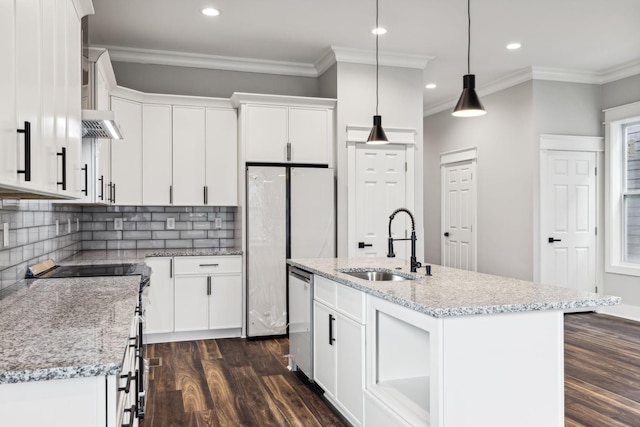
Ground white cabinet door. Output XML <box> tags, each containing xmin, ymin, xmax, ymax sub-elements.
<box><xmin>0</xmin><ymin>0</ymin><xmax>16</xmax><ymax>187</ymax></box>
<box><xmin>313</xmin><ymin>301</ymin><xmax>336</xmax><ymax>397</ymax></box>
<box><xmin>145</xmin><ymin>258</ymin><xmax>175</xmax><ymax>335</ymax></box>
<box><xmin>209</xmin><ymin>274</ymin><xmax>242</xmax><ymax>329</ymax></box>
<box><xmin>336</xmin><ymin>313</ymin><xmax>364</xmax><ymax>424</ymax></box>
<box><xmin>173</xmin><ymin>106</ymin><xmax>205</xmax><ymax>205</ymax></box>
<box><xmin>110</xmin><ymin>97</ymin><xmax>143</xmax><ymax>205</ymax></box>
<box><xmin>289</xmin><ymin>107</ymin><xmax>330</xmax><ymax>164</ymax></box>
<box><xmin>205</xmin><ymin>108</ymin><xmax>237</xmax><ymax>205</ymax></box>
<box><xmin>143</xmin><ymin>104</ymin><xmax>172</xmax><ymax>205</ymax></box>
<box><xmin>174</xmin><ymin>276</ymin><xmax>209</xmax><ymax>332</ymax></box>
<box><xmin>245</xmin><ymin>105</ymin><xmax>288</xmax><ymax>162</ymax></box>
<box><xmin>40</xmin><ymin>0</ymin><xmax>57</xmax><ymax>192</ymax></box>
<box><xmin>96</xmin><ymin>139</ymin><xmax>110</xmax><ymax>204</ymax></box>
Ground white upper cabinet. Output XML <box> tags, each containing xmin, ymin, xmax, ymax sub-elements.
<box><xmin>143</xmin><ymin>103</ymin><xmax>172</xmax><ymax>205</ymax></box>
<box><xmin>232</xmin><ymin>93</ymin><xmax>336</xmax><ymax>166</ymax></box>
<box><xmin>205</xmin><ymin>108</ymin><xmax>238</xmax><ymax>206</ymax></box>
<box><xmin>172</xmin><ymin>106</ymin><xmax>207</xmax><ymax>205</ymax></box>
<box><xmin>110</xmin><ymin>96</ymin><xmax>143</xmax><ymax>205</ymax></box>
<box><xmin>0</xmin><ymin>0</ymin><xmax>87</xmax><ymax>198</ymax></box>
<box><xmin>0</xmin><ymin>0</ymin><xmax>16</xmax><ymax>187</ymax></box>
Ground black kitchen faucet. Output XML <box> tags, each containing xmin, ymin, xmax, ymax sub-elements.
<box><xmin>387</xmin><ymin>208</ymin><xmax>422</xmax><ymax>273</ymax></box>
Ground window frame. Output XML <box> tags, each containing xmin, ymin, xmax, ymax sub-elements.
<box><xmin>605</xmin><ymin>101</ymin><xmax>640</xmax><ymax>276</ymax></box>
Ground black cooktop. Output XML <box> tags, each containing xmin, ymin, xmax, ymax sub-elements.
<box><xmin>36</xmin><ymin>263</ymin><xmax>140</xmax><ymax>279</ymax></box>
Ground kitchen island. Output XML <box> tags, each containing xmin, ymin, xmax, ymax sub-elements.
<box><xmin>287</xmin><ymin>257</ymin><xmax>620</xmax><ymax>427</ymax></box>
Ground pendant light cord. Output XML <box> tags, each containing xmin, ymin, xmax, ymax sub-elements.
<box><xmin>375</xmin><ymin>0</ymin><xmax>380</xmax><ymax>115</ymax></box>
<box><xmin>467</xmin><ymin>0</ymin><xmax>471</xmax><ymax>74</ymax></box>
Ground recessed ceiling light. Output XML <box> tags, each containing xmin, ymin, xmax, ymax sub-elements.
<box><xmin>425</xmin><ymin>83</ymin><xmax>437</xmax><ymax>89</ymax></box>
<box><xmin>371</xmin><ymin>27</ymin><xmax>387</xmax><ymax>35</ymax></box>
<box><xmin>202</xmin><ymin>7</ymin><xmax>221</xmax><ymax>17</ymax></box>
<box><xmin>506</xmin><ymin>42</ymin><xmax>522</xmax><ymax>50</ymax></box>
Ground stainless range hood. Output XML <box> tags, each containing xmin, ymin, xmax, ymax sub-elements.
<box><xmin>82</xmin><ymin>109</ymin><xmax>123</xmax><ymax>139</ymax></box>
<box><xmin>81</xmin><ymin>17</ymin><xmax>122</xmax><ymax>139</ymax></box>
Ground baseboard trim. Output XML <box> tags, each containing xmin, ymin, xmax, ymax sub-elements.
<box><xmin>596</xmin><ymin>304</ymin><xmax>640</xmax><ymax>322</ymax></box>
<box><xmin>146</xmin><ymin>328</ymin><xmax>242</xmax><ymax>344</ymax></box>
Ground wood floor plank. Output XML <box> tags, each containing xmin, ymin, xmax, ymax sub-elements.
<box><xmin>151</xmin><ymin>342</ymin><xmax>177</xmax><ymax>392</ymax></box>
<box><xmin>215</xmin><ymin>338</ymin><xmax>250</xmax><ymax>368</ymax></box>
<box><xmin>197</xmin><ymin>339</ymin><xmax>222</xmax><ymax>360</ymax></box>
<box><xmin>185</xmin><ymin>410</ymin><xmax>216</xmax><ymax>427</ymax></box>
<box><xmin>566</xmin><ymin>375</ymin><xmax>640</xmax><ymax>425</ymax></box>
<box><xmin>146</xmin><ymin>390</ymin><xmax>186</xmax><ymax>427</ymax></box>
<box><xmin>246</xmin><ymin>339</ymin><xmax>290</xmax><ymax>376</ymax></box>
<box><xmin>174</xmin><ymin>341</ymin><xmax>216</xmax><ymax>412</ymax></box>
<box><xmin>200</xmin><ymin>358</ymin><xmax>244</xmax><ymax>426</ymax></box>
<box><xmin>261</xmin><ymin>374</ymin><xmax>324</xmax><ymax>427</ymax></box>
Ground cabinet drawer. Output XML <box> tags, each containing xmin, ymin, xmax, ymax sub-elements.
<box><xmin>174</xmin><ymin>256</ymin><xmax>241</xmax><ymax>275</ymax></box>
<box><xmin>314</xmin><ymin>275</ymin><xmax>336</xmax><ymax>307</ymax></box>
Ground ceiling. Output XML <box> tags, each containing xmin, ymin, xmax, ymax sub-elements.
<box><xmin>89</xmin><ymin>0</ymin><xmax>640</xmax><ymax>115</ymax></box>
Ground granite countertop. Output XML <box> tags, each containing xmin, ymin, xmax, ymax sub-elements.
<box><xmin>61</xmin><ymin>248</ymin><xmax>243</xmax><ymax>265</ymax></box>
<box><xmin>0</xmin><ymin>275</ymin><xmax>140</xmax><ymax>384</ymax></box>
<box><xmin>287</xmin><ymin>257</ymin><xmax>621</xmax><ymax>318</ymax></box>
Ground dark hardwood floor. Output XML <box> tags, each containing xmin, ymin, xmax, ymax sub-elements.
<box><xmin>565</xmin><ymin>313</ymin><xmax>640</xmax><ymax>427</ymax></box>
<box><xmin>141</xmin><ymin>337</ymin><xmax>348</xmax><ymax>427</ymax></box>
<box><xmin>142</xmin><ymin>313</ymin><xmax>640</xmax><ymax>426</ymax></box>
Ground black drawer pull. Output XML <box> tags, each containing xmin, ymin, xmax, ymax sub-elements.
<box><xmin>17</xmin><ymin>121</ymin><xmax>31</xmax><ymax>181</ymax></box>
<box><xmin>199</xmin><ymin>263</ymin><xmax>219</xmax><ymax>267</ymax></box>
<box><xmin>358</xmin><ymin>242</ymin><xmax>372</xmax><ymax>248</ymax></box>
<box><xmin>548</xmin><ymin>237</ymin><xmax>562</xmax><ymax>243</ymax></box>
<box><xmin>119</xmin><ymin>371</ymin><xmax>134</xmax><ymax>394</ymax></box>
<box><xmin>122</xmin><ymin>404</ymin><xmax>137</xmax><ymax>427</ymax></box>
<box><xmin>57</xmin><ymin>147</ymin><xmax>66</xmax><ymax>190</ymax></box>
<box><xmin>329</xmin><ymin>314</ymin><xmax>336</xmax><ymax>345</ymax></box>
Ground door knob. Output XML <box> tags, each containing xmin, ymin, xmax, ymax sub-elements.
<box><xmin>444</xmin><ymin>232</ymin><xmax>450</xmax><ymax>237</ymax></box>
<box><xmin>548</xmin><ymin>237</ymin><xmax>562</xmax><ymax>243</ymax></box>
<box><xmin>358</xmin><ymin>242</ymin><xmax>373</xmax><ymax>249</ymax></box>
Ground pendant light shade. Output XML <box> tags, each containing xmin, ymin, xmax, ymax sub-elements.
<box><xmin>452</xmin><ymin>0</ymin><xmax>486</xmax><ymax>117</ymax></box>
<box><xmin>367</xmin><ymin>115</ymin><xmax>388</xmax><ymax>144</ymax></box>
<box><xmin>367</xmin><ymin>0</ymin><xmax>389</xmax><ymax>144</ymax></box>
<box><xmin>452</xmin><ymin>74</ymin><xmax>485</xmax><ymax>117</ymax></box>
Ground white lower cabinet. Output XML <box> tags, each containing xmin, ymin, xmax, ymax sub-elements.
<box><xmin>147</xmin><ymin>255</ymin><xmax>242</xmax><ymax>342</ymax></box>
<box><xmin>313</xmin><ymin>276</ymin><xmax>365</xmax><ymax>426</ymax></box>
<box><xmin>144</xmin><ymin>257</ymin><xmax>174</xmax><ymax>335</ymax></box>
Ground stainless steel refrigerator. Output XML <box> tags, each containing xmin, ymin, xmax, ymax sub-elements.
<box><xmin>247</xmin><ymin>165</ymin><xmax>335</xmax><ymax>338</ymax></box>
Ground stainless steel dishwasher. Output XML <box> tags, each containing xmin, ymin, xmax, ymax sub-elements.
<box><xmin>288</xmin><ymin>266</ymin><xmax>313</xmax><ymax>380</ymax></box>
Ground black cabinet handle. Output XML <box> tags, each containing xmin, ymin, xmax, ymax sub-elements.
<box><xmin>444</xmin><ymin>232</ymin><xmax>450</xmax><ymax>237</ymax></box>
<box><xmin>207</xmin><ymin>276</ymin><xmax>211</xmax><ymax>295</ymax></box>
<box><xmin>17</xmin><ymin>121</ymin><xmax>31</xmax><ymax>181</ymax></box>
<box><xmin>119</xmin><ymin>371</ymin><xmax>133</xmax><ymax>394</ymax></box>
<box><xmin>122</xmin><ymin>404</ymin><xmax>137</xmax><ymax>427</ymax></box>
<box><xmin>169</xmin><ymin>258</ymin><xmax>173</xmax><ymax>278</ymax></box>
<box><xmin>358</xmin><ymin>242</ymin><xmax>373</xmax><ymax>249</ymax></box>
<box><xmin>169</xmin><ymin>185</ymin><xmax>173</xmax><ymax>204</ymax></box>
<box><xmin>548</xmin><ymin>237</ymin><xmax>562</xmax><ymax>243</ymax></box>
<box><xmin>204</xmin><ymin>186</ymin><xmax>208</xmax><ymax>205</ymax></box>
<box><xmin>57</xmin><ymin>147</ymin><xmax>67</xmax><ymax>190</ymax></box>
<box><xmin>329</xmin><ymin>314</ymin><xmax>336</xmax><ymax>345</ymax></box>
<box><xmin>98</xmin><ymin>175</ymin><xmax>104</xmax><ymax>200</ymax></box>
<box><xmin>81</xmin><ymin>164</ymin><xmax>88</xmax><ymax>195</ymax></box>
<box><xmin>112</xmin><ymin>183</ymin><xmax>116</xmax><ymax>203</ymax></box>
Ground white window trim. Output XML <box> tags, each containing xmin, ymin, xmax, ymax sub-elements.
<box><xmin>604</xmin><ymin>101</ymin><xmax>640</xmax><ymax>276</ymax></box>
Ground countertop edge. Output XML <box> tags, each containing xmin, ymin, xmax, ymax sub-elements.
<box><xmin>0</xmin><ymin>362</ymin><xmax>121</xmax><ymax>385</ymax></box>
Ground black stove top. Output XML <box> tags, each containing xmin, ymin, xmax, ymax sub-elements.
<box><xmin>36</xmin><ymin>263</ymin><xmax>140</xmax><ymax>279</ymax></box>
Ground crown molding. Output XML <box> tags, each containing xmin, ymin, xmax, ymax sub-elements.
<box><xmin>230</xmin><ymin>92</ymin><xmax>336</xmax><ymax>109</ymax></box>
<box><xmin>600</xmin><ymin>59</ymin><xmax>640</xmax><ymax>84</ymax></box>
<box><xmin>71</xmin><ymin>0</ymin><xmax>95</xmax><ymax>18</ymax></box>
<box><xmin>97</xmin><ymin>44</ymin><xmax>320</xmax><ymax>78</ymax></box>
<box><xmin>331</xmin><ymin>46</ymin><xmax>432</xmax><ymax>69</ymax></box>
<box><xmin>531</xmin><ymin>66</ymin><xmax>601</xmax><ymax>84</ymax></box>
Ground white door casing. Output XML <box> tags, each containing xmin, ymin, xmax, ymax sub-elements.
<box><xmin>440</xmin><ymin>148</ymin><xmax>477</xmax><ymax>271</ymax></box>
<box><xmin>355</xmin><ymin>145</ymin><xmax>407</xmax><ymax>258</ymax></box>
<box><xmin>347</xmin><ymin>125</ymin><xmax>416</xmax><ymax>259</ymax></box>
<box><xmin>541</xmin><ymin>150</ymin><xmax>597</xmax><ymax>291</ymax></box>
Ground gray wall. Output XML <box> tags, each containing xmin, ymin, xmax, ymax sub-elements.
<box><xmin>423</xmin><ymin>81</ymin><xmax>535</xmax><ymax>280</ymax></box>
<box><xmin>112</xmin><ymin>62</ymin><xmax>320</xmax><ymax>98</ymax></box>
<box><xmin>0</xmin><ymin>201</ymin><xmax>83</xmax><ymax>290</ymax></box>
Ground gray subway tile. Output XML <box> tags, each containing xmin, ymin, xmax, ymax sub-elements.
<box><xmin>152</xmin><ymin>230</ymin><xmax>180</xmax><ymax>240</ymax></box>
<box><xmin>122</xmin><ymin>231</ymin><xmax>152</xmax><ymax>240</ymax></box>
<box><xmin>107</xmin><ymin>240</ymin><xmax>137</xmax><ymax>250</ymax></box>
<box><xmin>136</xmin><ymin>240</ymin><xmax>166</xmax><ymax>249</ymax></box>
<box><xmin>136</xmin><ymin>221</ymin><xmax>165</xmax><ymax>231</ymax></box>
<box><xmin>82</xmin><ymin>240</ymin><xmax>107</xmax><ymax>250</ymax></box>
<box><xmin>180</xmin><ymin>230</ymin><xmax>207</xmax><ymax>239</ymax></box>
<box><xmin>164</xmin><ymin>239</ymin><xmax>192</xmax><ymax>249</ymax></box>
<box><xmin>193</xmin><ymin>239</ymin><xmax>219</xmax><ymax>248</ymax></box>
<box><xmin>193</xmin><ymin>222</ymin><xmax>211</xmax><ymax>230</ymax></box>
<box><xmin>93</xmin><ymin>231</ymin><xmax>123</xmax><ymax>240</ymax></box>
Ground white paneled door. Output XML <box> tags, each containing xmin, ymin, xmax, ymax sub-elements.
<box><xmin>541</xmin><ymin>151</ymin><xmax>596</xmax><ymax>292</ymax></box>
<box><xmin>442</xmin><ymin>161</ymin><xmax>476</xmax><ymax>271</ymax></box>
<box><xmin>355</xmin><ymin>145</ymin><xmax>407</xmax><ymax>258</ymax></box>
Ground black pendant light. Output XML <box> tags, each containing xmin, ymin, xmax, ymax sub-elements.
<box><xmin>452</xmin><ymin>0</ymin><xmax>486</xmax><ymax>117</ymax></box>
<box><xmin>366</xmin><ymin>0</ymin><xmax>389</xmax><ymax>144</ymax></box>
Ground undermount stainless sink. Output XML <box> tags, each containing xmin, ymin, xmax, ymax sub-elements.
<box><xmin>341</xmin><ymin>270</ymin><xmax>410</xmax><ymax>281</ymax></box>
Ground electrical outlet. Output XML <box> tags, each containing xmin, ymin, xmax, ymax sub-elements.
<box><xmin>67</xmin><ymin>218</ymin><xmax>71</xmax><ymax>234</ymax></box>
<box><xmin>55</xmin><ymin>220</ymin><xmax>59</xmax><ymax>236</ymax></box>
<box><xmin>3</xmin><ymin>223</ymin><xmax>8</xmax><ymax>247</ymax></box>
<box><xmin>76</xmin><ymin>218</ymin><xmax>80</xmax><ymax>232</ymax></box>
<box><xmin>215</xmin><ymin>218</ymin><xmax>222</xmax><ymax>229</ymax></box>
<box><xmin>166</xmin><ymin>218</ymin><xmax>175</xmax><ymax>230</ymax></box>
<box><xmin>114</xmin><ymin>218</ymin><xmax>123</xmax><ymax>231</ymax></box>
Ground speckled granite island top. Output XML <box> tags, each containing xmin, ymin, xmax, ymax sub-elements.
<box><xmin>0</xmin><ymin>276</ymin><xmax>140</xmax><ymax>384</ymax></box>
<box><xmin>287</xmin><ymin>257</ymin><xmax>620</xmax><ymax>318</ymax></box>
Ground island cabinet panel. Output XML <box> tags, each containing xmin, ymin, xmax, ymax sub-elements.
<box><xmin>313</xmin><ymin>276</ymin><xmax>365</xmax><ymax>426</ymax></box>
<box><xmin>144</xmin><ymin>257</ymin><xmax>174</xmax><ymax>335</ymax></box>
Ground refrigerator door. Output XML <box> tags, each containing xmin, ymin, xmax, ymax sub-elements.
<box><xmin>247</xmin><ymin>166</ymin><xmax>287</xmax><ymax>337</ymax></box>
<box><xmin>290</xmin><ymin>167</ymin><xmax>336</xmax><ymax>258</ymax></box>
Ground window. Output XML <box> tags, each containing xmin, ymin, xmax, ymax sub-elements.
<box><xmin>605</xmin><ymin>101</ymin><xmax>640</xmax><ymax>276</ymax></box>
<box><xmin>623</xmin><ymin>122</ymin><xmax>640</xmax><ymax>263</ymax></box>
